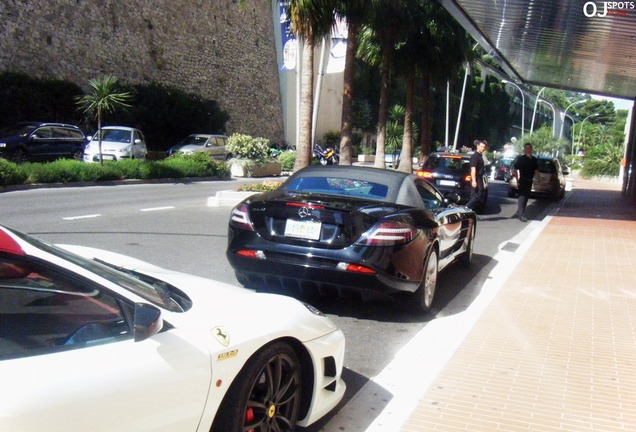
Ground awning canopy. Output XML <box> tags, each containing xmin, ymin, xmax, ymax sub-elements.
<box><xmin>438</xmin><ymin>0</ymin><xmax>636</xmax><ymax>101</ymax></box>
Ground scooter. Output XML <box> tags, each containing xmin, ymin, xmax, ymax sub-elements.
<box><xmin>313</xmin><ymin>144</ymin><xmax>339</xmax><ymax>165</ymax></box>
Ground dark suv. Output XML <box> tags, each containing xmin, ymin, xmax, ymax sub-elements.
<box><xmin>0</xmin><ymin>122</ymin><xmax>88</xmax><ymax>164</ymax></box>
<box><xmin>416</xmin><ymin>152</ymin><xmax>489</xmax><ymax>209</ymax></box>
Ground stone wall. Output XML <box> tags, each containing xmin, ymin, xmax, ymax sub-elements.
<box><xmin>0</xmin><ymin>0</ymin><xmax>284</xmax><ymax>142</ymax></box>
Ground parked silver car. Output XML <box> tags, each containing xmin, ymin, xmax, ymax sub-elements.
<box><xmin>83</xmin><ymin>126</ymin><xmax>147</xmax><ymax>163</ymax></box>
<box><xmin>508</xmin><ymin>155</ymin><xmax>568</xmax><ymax>199</ymax></box>
<box><xmin>167</xmin><ymin>134</ymin><xmax>231</xmax><ymax>160</ymax></box>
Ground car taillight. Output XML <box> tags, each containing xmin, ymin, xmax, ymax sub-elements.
<box><xmin>336</xmin><ymin>262</ymin><xmax>377</xmax><ymax>274</ymax></box>
<box><xmin>464</xmin><ymin>174</ymin><xmax>472</xmax><ymax>182</ymax></box>
<box><xmin>230</xmin><ymin>203</ymin><xmax>254</xmax><ymax>231</ymax></box>
<box><xmin>358</xmin><ymin>221</ymin><xmax>417</xmax><ymax>246</ymax></box>
<box><xmin>416</xmin><ymin>170</ymin><xmax>433</xmax><ymax>179</ymax></box>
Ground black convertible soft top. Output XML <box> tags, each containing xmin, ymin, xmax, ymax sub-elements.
<box><xmin>281</xmin><ymin>165</ymin><xmax>425</xmax><ymax>208</ymax></box>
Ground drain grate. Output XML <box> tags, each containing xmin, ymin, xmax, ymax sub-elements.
<box><xmin>502</xmin><ymin>242</ymin><xmax>520</xmax><ymax>252</ymax></box>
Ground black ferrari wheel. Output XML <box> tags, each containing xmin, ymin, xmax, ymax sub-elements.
<box><xmin>212</xmin><ymin>342</ymin><xmax>301</xmax><ymax>432</ymax></box>
<box><xmin>459</xmin><ymin>223</ymin><xmax>475</xmax><ymax>267</ymax></box>
<box><xmin>416</xmin><ymin>248</ymin><xmax>438</xmax><ymax>312</ymax></box>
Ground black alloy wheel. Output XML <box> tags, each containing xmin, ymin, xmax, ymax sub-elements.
<box><xmin>459</xmin><ymin>223</ymin><xmax>475</xmax><ymax>267</ymax></box>
<box><xmin>415</xmin><ymin>248</ymin><xmax>438</xmax><ymax>313</ymax></box>
<box><xmin>72</xmin><ymin>149</ymin><xmax>84</xmax><ymax>161</ymax></box>
<box><xmin>211</xmin><ymin>341</ymin><xmax>302</xmax><ymax>432</ymax></box>
<box><xmin>10</xmin><ymin>148</ymin><xmax>28</xmax><ymax>164</ymax></box>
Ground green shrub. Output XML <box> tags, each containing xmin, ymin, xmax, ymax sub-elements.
<box><xmin>236</xmin><ymin>180</ymin><xmax>283</xmax><ymax>192</ymax></box>
<box><xmin>0</xmin><ymin>155</ymin><xmax>230</xmax><ymax>187</ymax></box>
<box><xmin>226</xmin><ymin>134</ymin><xmax>270</xmax><ymax>161</ymax></box>
<box><xmin>322</xmin><ymin>130</ymin><xmax>341</xmax><ymax>147</ymax></box>
<box><xmin>0</xmin><ymin>158</ymin><xmax>27</xmax><ymax>186</ymax></box>
<box><xmin>277</xmin><ymin>150</ymin><xmax>296</xmax><ymax>171</ymax></box>
<box><xmin>160</xmin><ymin>152</ymin><xmax>229</xmax><ymax>178</ymax></box>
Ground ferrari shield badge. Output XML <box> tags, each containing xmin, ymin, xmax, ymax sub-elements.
<box><xmin>212</xmin><ymin>326</ymin><xmax>230</xmax><ymax>347</ymax></box>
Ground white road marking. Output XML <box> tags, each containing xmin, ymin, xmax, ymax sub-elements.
<box><xmin>139</xmin><ymin>206</ymin><xmax>175</xmax><ymax>212</ymax></box>
<box><xmin>63</xmin><ymin>214</ymin><xmax>101</xmax><ymax>220</ymax></box>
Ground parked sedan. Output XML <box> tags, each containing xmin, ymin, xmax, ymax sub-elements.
<box><xmin>491</xmin><ymin>157</ymin><xmax>514</xmax><ymax>181</ymax></box>
<box><xmin>0</xmin><ymin>122</ymin><xmax>87</xmax><ymax>164</ymax></box>
<box><xmin>508</xmin><ymin>155</ymin><xmax>568</xmax><ymax>199</ymax></box>
<box><xmin>167</xmin><ymin>134</ymin><xmax>231</xmax><ymax>160</ymax></box>
<box><xmin>227</xmin><ymin>165</ymin><xmax>476</xmax><ymax>312</ymax></box>
<box><xmin>416</xmin><ymin>152</ymin><xmax>488</xmax><ymax>211</ymax></box>
<box><xmin>83</xmin><ymin>126</ymin><xmax>147</xmax><ymax>163</ymax></box>
<box><xmin>0</xmin><ymin>224</ymin><xmax>345</xmax><ymax>431</ymax></box>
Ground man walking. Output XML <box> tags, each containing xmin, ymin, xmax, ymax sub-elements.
<box><xmin>466</xmin><ymin>140</ymin><xmax>488</xmax><ymax>211</ymax></box>
<box><xmin>512</xmin><ymin>143</ymin><xmax>539</xmax><ymax>222</ymax></box>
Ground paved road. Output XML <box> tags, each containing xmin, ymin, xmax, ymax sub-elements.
<box><xmin>0</xmin><ymin>177</ymin><xmax>556</xmax><ymax>431</ymax></box>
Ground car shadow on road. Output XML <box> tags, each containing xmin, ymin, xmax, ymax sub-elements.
<box><xmin>251</xmin><ymin>252</ymin><xmax>496</xmax><ymax>324</ymax></box>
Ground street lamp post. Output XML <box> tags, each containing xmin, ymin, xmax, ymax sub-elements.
<box><xmin>575</xmin><ymin>113</ymin><xmax>599</xmax><ymax>154</ymax></box>
<box><xmin>530</xmin><ymin>87</ymin><xmax>546</xmax><ymax>135</ymax></box>
<box><xmin>502</xmin><ymin>79</ymin><xmax>525</xmax><ymax>138</ymax></box>
<box><xmin>559</xmin><ymin>100</ymin><xmax>585</xmax><ymax>139</ymax></box>
<box><xmin>538</xmin><ymin>99</ymin><xmax>556</xmax><ymax>137</ymax></box>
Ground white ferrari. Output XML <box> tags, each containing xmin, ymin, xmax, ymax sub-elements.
<box><xmin>0</xmin><ymin>224</ymin><xmax>346</xmax><ymax>431</ymax></box>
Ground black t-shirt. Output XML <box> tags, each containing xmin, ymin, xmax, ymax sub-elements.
<box><xmin>515</xmin><ymin>155</ymin><xmax>539</xmax><ymax>180</ymax></box>
<box><xmin>469</xmin><ymin>151</ymin><xmax>485</xmax><ymax>176</ymax></box>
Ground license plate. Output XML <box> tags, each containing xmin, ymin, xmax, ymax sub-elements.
<box><xmin>284</xmin><ymin>219</ymin><xmax>321</xmax><ymax>240</ymax></box>
<box><xmin>439</xmin><ymin>180</ymin><xmax>455</xmax><ymax>187</ymax></box>
<box><xmin>101</xmin><ymin>155</ymin><xmax>114</xmax><ymax>160</ymax></box>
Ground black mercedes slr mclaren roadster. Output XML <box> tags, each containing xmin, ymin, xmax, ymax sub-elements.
<box><xmin>227</xmin><ymin>165</ymin><xmax>476</xmax><ymax>312</ymax></box>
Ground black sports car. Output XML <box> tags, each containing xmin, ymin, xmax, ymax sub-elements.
<box><xmin>227</xmin><ymin>166</ymin><xmax>476</xmax><ymax>312</ymax></box>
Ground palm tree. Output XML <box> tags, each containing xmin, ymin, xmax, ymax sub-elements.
<box><xmin>288</xmin><ymin>0</ymin><xmax>338</xmax><ymax>172</ymax></box>
<box><xmin>333</xmin><ymin>0</ymin><xmax>372</xmax><ymax>165</ymax></box>
<box><xmin>357</xmin><ymin>0</ymin><xmax>411</xmax><ymax>169</ymax></box>
<box><xmin>412</xmin><ymin>1</ymin><xmax>476</xmax><ymax>159</ymax></box>
<box><xmin>76</xmin><ymin>75</ymin><xmax>132</xmax><ymax>165</ymax></box>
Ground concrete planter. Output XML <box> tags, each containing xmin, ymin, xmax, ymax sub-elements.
<box><xmin>230</xmin><ymin>160</ymin><xmax>282</xmax><ymax>177</ymax></box>
<box><xmin>358</xmin><ymin>155</ymin><xmax>375</xmax><ymax>163</ymax></box>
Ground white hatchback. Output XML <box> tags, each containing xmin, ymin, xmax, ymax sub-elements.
<box><xmin>83</xmin><ymin>126</ymin><xmax>147</xmax><ymax>163</ymax></box>
<box><xmin>0</xmin><ymin>225</ymin><xmax>346</xmax><ymax>431</ymax></box>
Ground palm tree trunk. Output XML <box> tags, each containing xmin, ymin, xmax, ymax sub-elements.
<box><xmin>293</xmin><ymin>38</ymin><xmax>315</xmax><ymax>172</ymax></box>
<box><xmin>373</xmin><ymin>42</ymin><xmax>392</xmax><ymax>169</ymax></box>
<box><xmin>98</xmin><ymin>107</ymin><xmax>103</xmax><ymax>166</ymax></box>
<box><xmin>338</xmin><ymin>21</ymin><xmax>359</xmax><ymax>166</ymax></box>
<box><xmin>397</xmin><ymin>71</ymin><xmax>415</xmax><ymax>173</ymax></box>
<box><xmin>419</xmin><ymin>75</ymin><xmax>432</xmax><ymax>161</ymax></box>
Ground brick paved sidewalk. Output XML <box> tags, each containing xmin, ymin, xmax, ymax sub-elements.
<box><xmin>400</xmin><ymin>177</ymin><xmax>636</xmax><ymax>432</ymax></box>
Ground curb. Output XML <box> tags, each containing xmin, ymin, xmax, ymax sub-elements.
<box><xmin>207</xmin><ymin>190</ymin><xmax>260</xmax><ymax>207</ymax></box>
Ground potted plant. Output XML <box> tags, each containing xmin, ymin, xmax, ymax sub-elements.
<box><xmin>226</xmin><ymin>134</ymin><xmax>281</xmax><ymax>177</ymax></box>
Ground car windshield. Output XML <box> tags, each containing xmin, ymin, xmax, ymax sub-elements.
<box><xmin>181</xmin><ymin>136</ymin><xmax>209</xmax><ymax>146</ymax></box>
<box><xmin>7</xmin><ymin>227</ymin><xmax>191</xmax><ymax>313</ymax></box>
<box><xmin>424</xmin><ymin>156</ymin><xmax>468</xmax><ymax>172</ymax></box>
<box><xmin>95</xmin><ymin>129</ymin><xmax>131</xmax><ymax>143</ymax></box>
<box><xmin>0</xmin><ymin>124</ymin><xmax>35</xmax><ymax>138</ymax></box>
<box><xmin>537</xmin><ymin>159</ymin><xmax>557</xmax><ymax>173</ymax></box>
<box><xmin>284</xmin><ymin>176</ymin><xmax>389</xmax><ymax>200</ymax></box>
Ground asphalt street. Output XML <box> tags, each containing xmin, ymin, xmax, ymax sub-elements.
<box><xmin>0</xmin><ymin>177</ymin><xmax>556</xmax><ymax>431</ymax></box>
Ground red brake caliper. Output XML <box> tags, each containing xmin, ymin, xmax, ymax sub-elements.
<box><xmin>244</xmin><ymin>407</ymin><xmax>255</xmax><ymax>432</ymax></box>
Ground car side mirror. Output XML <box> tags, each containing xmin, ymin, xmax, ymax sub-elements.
<box><xmin>134</xmin><ymin>139</ymin><xmax>142</xmax><ymax>145</ymax></box>
<box><xmin>444</xmin><ymin>192</ymin><xmax>461</xmax><ymax>204</ymax></box>
<box><xmin>133</xmin><ymin>303</ymin><xmax>163</xmax><ymax>342</ymax></box>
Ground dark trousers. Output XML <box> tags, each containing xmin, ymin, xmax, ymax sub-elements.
<box><xmin>466</xmin><ymin>176</ymin><xmax>485</xmax><ymax>210</ymax></box>
<box><xmin>517</xmin><ymin>177</ymin><xmax>533</xmax><ymax>216</ymax></box>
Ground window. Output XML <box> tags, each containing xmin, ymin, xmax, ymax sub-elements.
<box><xmin>0</xmin><ymin>256</ymin><xmax>132</xmax><ymax>360</ymax></box>
<box><xmin>416</xmin><ymin>180</ymin><xmax>443</xmax><ymax>209</ymax></box>
<box><xmin>32</xmin><ymin>128</ymin><xmax>52</xmax><ymax>139</ymax></box>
